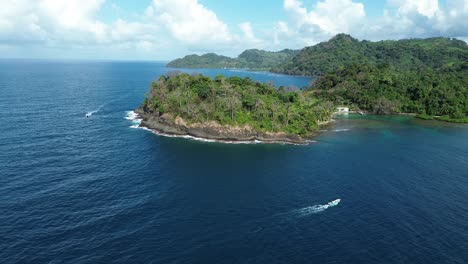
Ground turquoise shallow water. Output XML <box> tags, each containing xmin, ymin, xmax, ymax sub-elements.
<box><xmin>0</xmin><ymin>60</ymin><xmax>467</xmax><ymax>263</ymax></box>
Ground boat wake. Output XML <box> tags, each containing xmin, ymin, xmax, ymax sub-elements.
<box><xmin>244</xmin><ymin>199</ymin><xmax>342</xmax><ymax>235</ymax></box>
<box><xmin>85</xmin><ymin>100</ymin><xmax>116</xmax><ymax>118</ymax></box>
<box><xmin>85</xmin><ymin>110</ymin><xmax>98</xmax><ymax>118</ymax></box>
<box><xmin>282</xmin><ymin>199</ymin><xmax>341</xmax><ymax>219</ymax></box>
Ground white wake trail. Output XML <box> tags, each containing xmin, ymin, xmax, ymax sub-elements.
<box><xmin>85</xmin><ymin>100</ymin><xmax>117</xmax><ymax>118</ymax></box>
<box><xmin>284</xmin><ymin>199</ymin><xmax>341</xmax><ymax>219</ymax></box>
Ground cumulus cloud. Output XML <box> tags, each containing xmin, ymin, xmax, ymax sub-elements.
<box><xmin>388</xmin><ymin>0</ymin><xmax>439</xmax><ymax>17</ymax></box>
<box><xmin>0</xmin><ymin>0</ymin><xmax>242</xmax><ymax>57</ymax></box>
<box><xmin>273</xmin><ymin>21</ymin><xmax>291</xmax><ymax>46</ymax></box>
<box><xmin>0</xmin><ymin>0</ymin><xmax>467</xmax><ymax>59</ymax></box>
<box><xmin>273</xmin><ymin>0</ymin><xmax>468</xmax><ymax>49</ymax></box>
<box><xmin>0</xmin><ymin>0</ymin><xmax>111</xmax><ymax>45</ymax></box>
<box><xmin>239</xmin><ymin>22</ymin><xmax>262</xmax><ymax>45</ymax></box>
<box><xmin>278</xmin><ymin>0</ymin><xmax>366</xmax><ymax>47</ymax></box>
<box><xmin>145</xmin><ymin>0</ymin><xmax>233</xmax><ymax>46</ymax></box>
<box><xmin>363</xmin><ymin>0</ymin><xmax>468</xmax><ymax>40</ymax></box>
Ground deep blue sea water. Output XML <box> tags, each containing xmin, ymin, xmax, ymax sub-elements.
<box><xmin>1</xmin><ymin>60</ymin><xmax>467</xmax><ymax>263</ymax></box>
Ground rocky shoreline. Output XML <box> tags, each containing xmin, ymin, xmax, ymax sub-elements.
<box><xmin>135</xmin><ymin>109</ymin><xmax>311</xmax><ymax>145</ymax></box>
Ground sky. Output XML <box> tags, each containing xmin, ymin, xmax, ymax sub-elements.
<box><xmin>0</xmin><ymin>0</ymin><xmax>467</xmax><ymax>60</ymax></box>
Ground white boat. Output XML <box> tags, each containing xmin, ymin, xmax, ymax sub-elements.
<box><xmin>328</xmin><ymin>199</ymin><xmax>341</xmax><ymax>206</ymax></box>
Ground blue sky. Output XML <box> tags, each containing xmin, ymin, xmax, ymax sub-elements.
<box><xmin>0</xmin><ymin>0</ymin><xmax>466</xmax><ymax>60</ymax></box>
<box><xmin>96</xmin><ymin>0</ymin><xmax>386</xmax><ymax>24</ymax></box>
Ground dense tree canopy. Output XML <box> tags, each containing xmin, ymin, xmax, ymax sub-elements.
<box><xmin>273</xmin><ymin>34</ymin><xmax>468</xmax><ymax>76</ymax></box>
<box><xmin>313</xmin><ymin>62</ymin><xmax>468</xmax><ymax>122</ymax></box>
<box><xmin>164</xmin><ymin>34</ymin><xmax>467</xmax><ymax>123</ymax></box>
<box><xmin>142</xmin><ymin>73</ymin><xmax>334</xmax><ymax>136</ymax></box>
<box><xmin>167</xmin><ymin>49</ymin><xmax>299</xmax><ymax>71</ymax></box>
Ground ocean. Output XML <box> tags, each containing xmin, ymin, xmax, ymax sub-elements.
<box><xmin>1</xmin><ymin>60</ymin><xmax>467</xmax><ymax>263</ymax></box>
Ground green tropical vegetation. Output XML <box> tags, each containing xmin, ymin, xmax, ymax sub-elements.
<box><xmin>142</xmin><ymin>73</ymin><xmax>334</xmax><ymax>136</ymax></box>
<box><xmin>167</xmin><ymin>49</ymin><xmax>299</xmax><ymax>70</ymax></box>
<box><xmin>273</xmin><ymin>34</ymin><xmax>467</xmax><ymax>122</ymax></box>
<box><xmin>273</xmin><ymin>34</ymin><xmax>468</xmax><ymax>76</ymax></box>
<box><xmin>312</xmin><ymin>62</ymin><xmax>468</xmax><ymax>121</ymax></box>
<box><xmin>167</xmin><ymin>53</ymin><xmax>239</xmax><ymax>69</ymax></box>
<box><xmin>164</xmin><ymin>34</ymin><xmax>468</xmax><ymax>123</ymax></box>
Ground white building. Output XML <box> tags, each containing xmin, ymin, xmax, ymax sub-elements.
<box><xmin>337</xmin><ymin>107</ymin><xmax>349</xmax><ymax>113</ymax></box>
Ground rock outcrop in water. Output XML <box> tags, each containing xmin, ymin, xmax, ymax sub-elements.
<box><xmin>135</xmin><ymin>109</ymin><xmax>309</xmax><ymax>145</ymax></box>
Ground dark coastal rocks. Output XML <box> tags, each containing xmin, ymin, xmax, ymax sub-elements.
<box><xmin>136</xmin><ymin>109</ymin><xmax>308</xmax><ymax>145</ymax></box>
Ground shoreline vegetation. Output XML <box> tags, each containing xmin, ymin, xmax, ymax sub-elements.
<box><xmin>166</xmin><ymin>34</ymin><xmax>467</xmax><ymax>125</ymax></box>
<box><xmin>137</xmin><ymin>73</ymin><xmax>335</xmax><ymax>145</ymax></box>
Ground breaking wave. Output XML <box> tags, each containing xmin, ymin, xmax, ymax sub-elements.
<box><xmin>85</xmin><ymin>100</ymin><xmax>116</xmax><ymax>118</ymax></box>
<box><xmin>124</xmin><ymin>111</ymin><xmax>252</xmax><ymax>143</ymax></box>
<box><xmin>140</xmin><ymin>126</ymin><xmax>265</xmax><ymax>145</ymax></box>
<box><xmin>125</xmin><ymin>111</ymin><xmax>142</xmax><ymax>128</ymax></box>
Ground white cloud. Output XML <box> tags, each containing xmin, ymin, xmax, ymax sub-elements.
<box><xmin>306</xmin><ymin>0</ymin><xmax>365</xmax><ymax>34</ymax></box>
<box><xmin>239</xmin><ymin>22</ymin><xmax>261</xmax><ymax>44</ymax></box>
<box><xmin>273</xmin><ymin>21</ymin><xmax>291</xmax><ymax>46</ymax></box>
<box><xmin>0</xmin><ymin>0</ymin><xmax>245</xmax><ymax>58</ymax></box>
<box><xmin>273</xmin><ymin>0</ymin><xmax>468</xmax><ymax>49</ymax></box>
<box><xmin>110</xmin><ymin>19</ymin><xmax>158</xmax><ymax>43</ymax></box>
<box><xmin>363</xmin><ymin>0</ymin><xmax>468</xmax><ymax>40</ymax></box>
<box><xmin>0</xmin><ymin>0</ymin><xmax>109</xmax><ymax>44</ymax></box>
<box><xmin>279</xmin><ymin>0</ymin><xmax>366</xmax><ymax>47</ymax></box>
<box><xmin>146</xmin><ymin>0</ymin><xmax>233</xmax><ymax>46</ymax></box>
<box><xmin>388</xmin><ymin>0</ymin><xmax>439</xmax><ymax>18</ymax></box>
<box><xmin>38</xmin><ymin>0</ymin><xmax>105</xmax><ymax>30</ymax></box>
<box><xmin>0</xmin><ymin>0</ymin><xmax>467</xmax><ymax>59</ymax></box>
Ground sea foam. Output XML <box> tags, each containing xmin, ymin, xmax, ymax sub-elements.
<box><xmin>125</xmin><ymin>111</ymin><xmax>143</xmax><ymax>128</ymax></box>
<box><xmin>141</xmin><ymin>126</ymin><xmax>265</xmax><ymax>145</ymax></box>
<box><xmin>86</xmin><ymin>100</ymin><xmax>117</xmax><ymax>117</ymax></box>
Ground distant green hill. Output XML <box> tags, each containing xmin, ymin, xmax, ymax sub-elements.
<box><xmin>167</xmin><ymin>49</ymin><xmax>299</xmax><ymax>70</ymax></box>
<box><xmin>273</xmin><ymin>34</ymin><xmax>468</xmax><ymax>76</ymax></box>
<box><xmin>297</xmin><ymin>34</ymin><xmax>468</xmax><ymax>121</ymax></box>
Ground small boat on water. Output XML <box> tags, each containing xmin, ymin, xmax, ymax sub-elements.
<box><xmin>358</xmin><ymin>111</ymin><xmax>366</xmax><ymax>115</ymax></box>
<box><xmin>328</xmin><ymin>199</ymin><xmax>341</xmax><ymax>207</ymax></box>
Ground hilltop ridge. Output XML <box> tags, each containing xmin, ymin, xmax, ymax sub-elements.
<box><xmin>167</xmin><ymin>49</ymin><xmax>299</xmax><ymax>70</ymax></box>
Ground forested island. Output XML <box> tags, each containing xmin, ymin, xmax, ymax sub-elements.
<box><xmin>167</xmin><ymin>49</ymin><xmax>299</xmax><ymax>71</ymax></box>
<box><xmin>136</xmin><ymin>73</ymin><xmax>334</xmax><ymax>144</ymax></box>
<box><xmin>165</xmin><ymin>34</ymin><xmax>468</xmax><ymax>123</ymax></box>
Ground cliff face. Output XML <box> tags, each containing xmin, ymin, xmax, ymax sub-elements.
<box><xmin>136</xmin><ymin>109</ymin><xmax>308</xmax><ymax>145</ymax></box>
